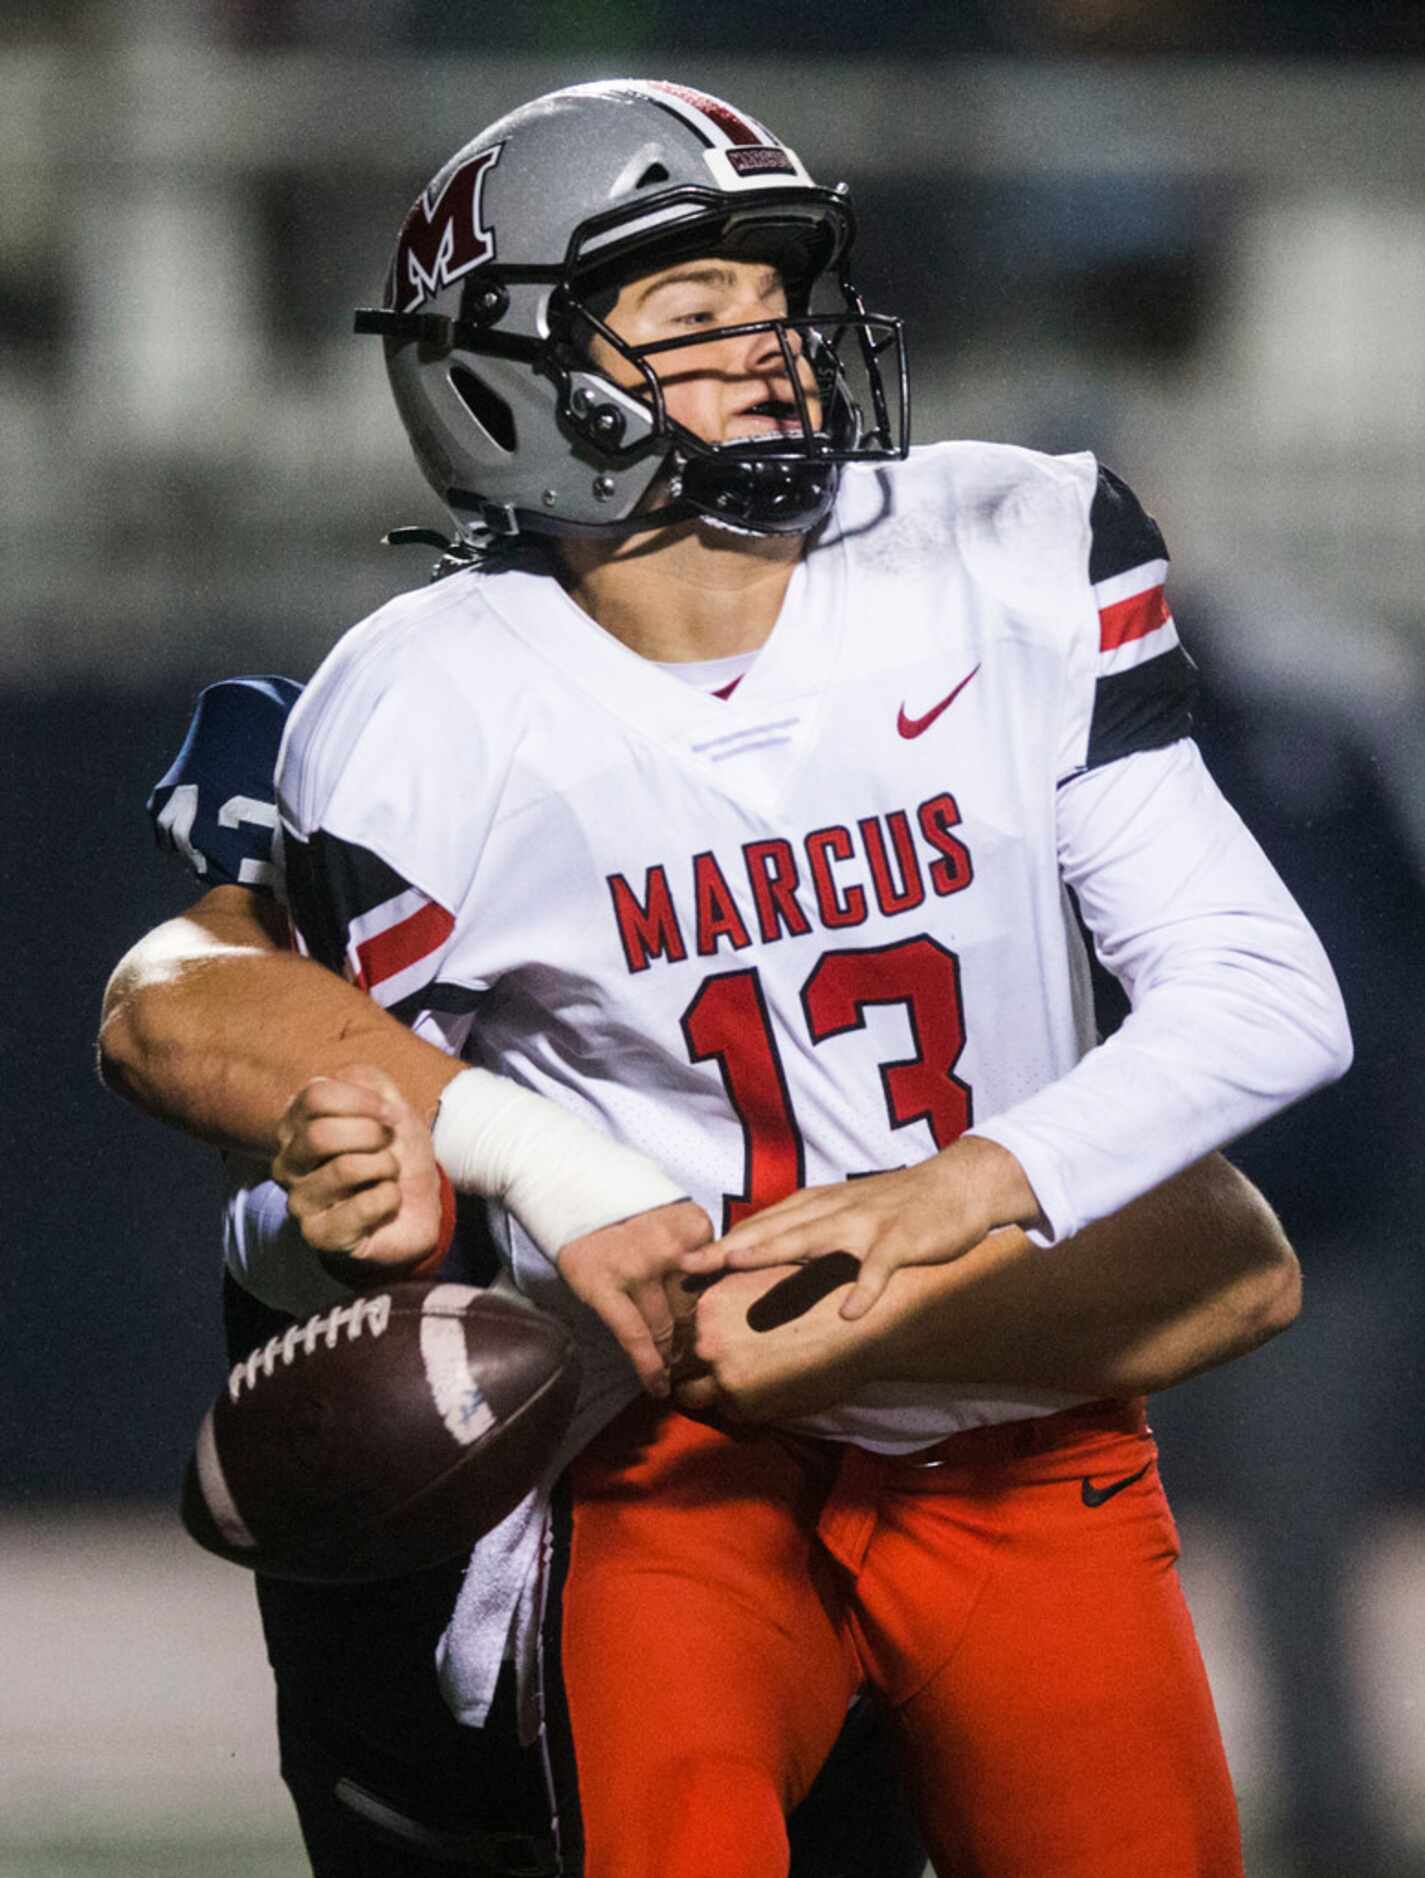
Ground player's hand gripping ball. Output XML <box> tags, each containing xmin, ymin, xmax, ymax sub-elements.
<box><xmin>181</xmin><ymin>1281</ymin><xmax>580</xmax><ymax>1581</ymax></box>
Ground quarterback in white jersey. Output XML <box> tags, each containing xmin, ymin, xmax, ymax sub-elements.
<box><xmin>106</xmin><ymin>76</ymin><xmax>1347</xmax><ymax>1878</ymax></box>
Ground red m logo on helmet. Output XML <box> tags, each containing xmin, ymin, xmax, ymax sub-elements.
<box><xmin>391</xmin><ymin>146</ymin><xmax>502</xmax><ymax>313</ymax></box>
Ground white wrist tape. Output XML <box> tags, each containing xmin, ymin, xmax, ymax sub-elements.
<box><xmin>431</xmin><ymin>1067</ymin><xmax>685</xmax><ymax>1260</ymax></box>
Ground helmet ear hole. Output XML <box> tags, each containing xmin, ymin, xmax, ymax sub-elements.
<box><xmin>635</xmin><ymin>162</ymin><xmax>670</xmax><ymax>188</ymax></box>
<box><xmin>449</xmin><ymin>364</ymin><xmax>517</xmax><ymax>455</ymax></box>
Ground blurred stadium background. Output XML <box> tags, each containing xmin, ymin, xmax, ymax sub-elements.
<box><xmin>5</xmin><ymin>2</ymin><xmax>1424</xmax><ymax>1873</ymax></box>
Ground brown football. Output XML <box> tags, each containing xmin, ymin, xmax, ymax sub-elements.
<box><xmin>180</xmin><ymin>1281</ymin><xmax>580</xmax><ymax>1582</ymax></box>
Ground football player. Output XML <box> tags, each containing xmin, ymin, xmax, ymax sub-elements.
<box><xmin>102</xmin><ymin>78</ymin><xmax>1349</xmax><ymax>1878</ymax></box>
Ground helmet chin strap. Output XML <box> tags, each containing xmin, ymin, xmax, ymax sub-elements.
<box><xmin>383</xmin><ymin>446</ymin><xmax>827</xmax><ymax>586</ymax></box>
<box><xmin>445</xmin><ymin>434</ymin><xmax>839</xmax><ymax>548</ymax></box>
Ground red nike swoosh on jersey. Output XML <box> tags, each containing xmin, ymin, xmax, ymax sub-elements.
<box><xmin>897</xmin><ymin>665</ymin><xmax>981</xmax><ymax>739</ymax></box>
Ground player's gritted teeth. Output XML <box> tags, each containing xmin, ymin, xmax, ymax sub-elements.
<box><xmin>724</xmin><ymin>397</ymin><xmax>812</xmax><ymax>442</ymax></box>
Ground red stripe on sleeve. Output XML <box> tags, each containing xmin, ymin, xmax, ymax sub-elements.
<box><xmin>353</xmin><ymin>899</ymin><xmax>455</xmax><ymax>993</ymax></box>
<box><xmin>1099</xmin><ymin>584</ymin><xmax>1170</xmax><ymax>653</ymax></box>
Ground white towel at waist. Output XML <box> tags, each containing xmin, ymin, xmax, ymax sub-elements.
<box><xmin>436</xmin><ymin>1339</ymin><xmax>641</xmax><ymax>1742</ymax></box>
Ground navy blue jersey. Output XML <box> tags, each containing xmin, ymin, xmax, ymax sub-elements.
<box><xmin>148</xmin><ymin>676</ymin><xmax>301</xmax><ymax>890</ymax></box>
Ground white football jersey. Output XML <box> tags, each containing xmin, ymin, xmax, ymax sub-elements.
<box><xmin>276</xmin><ymin>441</ymin><xmax>1347</xmax><ymax>1451</ymax></box>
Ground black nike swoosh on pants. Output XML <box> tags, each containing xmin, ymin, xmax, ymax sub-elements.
<box><xmin>1080</xmin><ymin>1461</ymin><xmax>1152</xmax><ymax>1508</ymax></box>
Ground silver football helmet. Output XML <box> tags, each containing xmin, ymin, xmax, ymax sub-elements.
<box><xmin>355</xmin><ymin>79</ymin><xmax>908</xmax><ymax>543</ymax></box>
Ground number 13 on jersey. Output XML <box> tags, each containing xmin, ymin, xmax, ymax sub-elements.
<box><xmin>680</xmin><ymin>934</ymin><xmax>971</xmax><ymax>1231</ymax></box>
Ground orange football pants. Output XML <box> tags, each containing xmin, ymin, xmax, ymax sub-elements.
<box><xmin>561</xmin><ymin>1396</ymin><xmax>1242</xmax><ymax>1878</ymax></box>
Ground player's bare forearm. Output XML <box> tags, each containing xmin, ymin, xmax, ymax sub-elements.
<box><xmin>98</xmin><ymin>885</ymin><xmax>462</xmax><ymax>1156</ymax></box>
<box><xmin>675</xmin><ymin>1155</ymin><xmax>1298</xmax><ymax>1423</ymax></box>
<box><xmin>861</xmin><ymin>1156</ymin><xmax>1297</xmax><ymax>1393</ymax></box>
